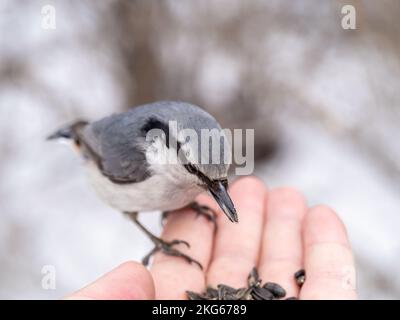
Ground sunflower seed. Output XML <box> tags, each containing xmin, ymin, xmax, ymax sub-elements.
<box><xmin>186</xmin><ymin>267</ymin><xmax>293</xmax><ymax>300</ymax></box>
<box><xmin>223</xmin><ymin>293</ymin><xmax>239</xmax><ymax>300</ymax></box>
<box><xmin>248</xmin><ymin>267</ymin><xmax>261</xmax><ymax>287</ymax></box>
<box><xmin>205</xmin><ymin>286</ymin><xmax>218</xmax><ymax>299</ymax></box>
<box><xmin>218</xmin><ymin>284</ymin><xmax>238</xmax><ymax>294</ymax></box>
<box><xmin>217</xmin><ymin>284</ymin><xmax>239</xmax><ymax>299</ymax></box>
<box><xmin>186</xmin><ymin>290</ymin><xmax>208</xmax><ymax>300</ymax></box>
<box><xmin>236</xmin><ymin>287</ymin><xmax>253</xmax><ymax>300</ymax></box>
<box><xmin>263</xmin><ymin>282</ymin><xmax>286</xmax><ymax>298</ymax></box>
<box><xmin>251</xmin><ymin>287</ymin><xmax>274</xmax><ymax>300</ymax></box>
<box><xmin>294</xmin><ymin>269</ymin><xmax>306</xmax><ymax>287</ymax></box>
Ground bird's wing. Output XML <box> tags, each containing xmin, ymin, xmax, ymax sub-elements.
<box><xmin>78</xmin><ymin>114</ymin><xmax>152</xmax><ymax>184</ymax></box>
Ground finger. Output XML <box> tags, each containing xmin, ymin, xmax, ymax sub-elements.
<box><xmin>151</xmin><ymin>195</ymin><xmax>215</xmax><ymax>299</ymax></box>
<box><xmin>300</xmin><ymin>206</ymin><xmax>357</xmax><ymax>300</ymax></box>
<box><xmin>66</xmin><ymin>261</ymin><xmax>154</xmax><ymax>300</ymax></box>
<box><xmin>207</xmin><ymin>176</ymin><xmax>267</xmax><ymax>288</ymax></box>
<box><xmin>258</xmin><ymin>187</ymin><xmax>307</xmax><ymax>298</ymax></box>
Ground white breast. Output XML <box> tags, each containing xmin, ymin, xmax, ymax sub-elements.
<box><xmin>84</xmin><ymin>138</ymin><xmax>204</xmax><ymax>213</ymax></box>
<box><xmin>86</xmin><ymin>163</ymin><xmax>203</xmax><ymax>212</ymax></box>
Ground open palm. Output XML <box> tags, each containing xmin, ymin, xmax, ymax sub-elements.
<box><xmin>68</xmin><ymin>177</ymin><xmax>357</xmax><ymax>300</ymax></box>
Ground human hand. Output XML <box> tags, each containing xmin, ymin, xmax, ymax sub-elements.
<box><xmin>67</xmin><ymin>177</ymin><xmax>357</xmax><ymax>300</ymax></box>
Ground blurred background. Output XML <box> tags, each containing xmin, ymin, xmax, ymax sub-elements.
<box><xmin>0</xmin><ymin>0</ymin><xmax>399</xmax><ymax>299</ymax></box>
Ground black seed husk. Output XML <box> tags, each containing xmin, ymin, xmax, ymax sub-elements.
<box><xmin>263</xmin><ymin>282</ymin><xmax>286</xmax><ymax>298</ymax></box>
<box><xmin>186</xmin><ymin>267</ymin><xmax>305</xmax><ymax>300</ymax></box>
<box><xmin>252</xmin><ymin>287</ymin><xmax>274</xmax><ymax>300</ymax></box>
<box><xmin>294</xmin><ymin>269</ymin><xmax>306</xmax><ymax>287</ymax></box>
<box><xmin>217</xmin><ymin>284</ymin><xmax>238</xmax><ymax>294</ymax></box>
<box><xmin>205</xmin><ymin>287</ymin><xmax>218</xmax><ymax>299</ymax></box>
<box><xmin>248</xmin><ymin>267</ymin><xmax>261</xmax><ymax>287</ymax></box>
<box><xmin>186</xmin><ymin>290</ymin><xmax>208</xmax><ymax>300</ymax></box>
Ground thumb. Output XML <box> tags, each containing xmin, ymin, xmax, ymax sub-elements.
<box><xmin>66</xmin><ymin>261</ymin><xmax>155</xmax><ymax>300</ymax></box>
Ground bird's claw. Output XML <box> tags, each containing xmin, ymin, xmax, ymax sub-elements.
<box><xmin>169</xmin><ymin>239</ymin><xmax>190</xmax><ymax>248</ymax></box>
<box><xmin>190</xmin><ymin>202</ymin><xmax>218</xmax><ymax>230</ymax></box>
<box><xmin>142</xmin><ymin>238</ymin><xmax>202</xmax><ymax>270</ymax></box>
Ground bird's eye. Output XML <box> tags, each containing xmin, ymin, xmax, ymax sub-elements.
<box><xmin>221</xmin><ymin>179</ymin><xmax>228</xmax><ymax>189</ymax></box>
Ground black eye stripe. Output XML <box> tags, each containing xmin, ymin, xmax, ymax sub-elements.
<box><xmin>184</xmin><ymin>163</ymin><xmax>228</xmax><ymax>188</ymax></box>
<box><xmin>141</xmin><ymin>117</ymin><xmax>184</xmax><ymax>152</ymax></box>
<box><xmin>184</xmin><ymin>163</ymin><xmax>209</xmax><ymax>184</ymax></box>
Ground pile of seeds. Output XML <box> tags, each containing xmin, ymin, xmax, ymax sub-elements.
<box><xmin>187</xmin><ymin>267</ymin><xmax>306</xmax><ymax>300</ymax></box>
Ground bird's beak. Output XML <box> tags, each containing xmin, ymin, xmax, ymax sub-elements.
<box><xmin>208</xmin><ymin>181</ymin><xmax>238</xmax><ymax>223</ymax></box>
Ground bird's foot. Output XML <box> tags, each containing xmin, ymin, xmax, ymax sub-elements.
<box><xmin>189</xmin><ymin>202</ymin><xmax>217</xmax><ymax>231</ymax></box>
<box><xmin>161</xmin><ymin>203</ymin><xmax>217</xmax><ymax>230</ymax></box>
<box><xmin>142</xmin><ymin>237</ymin><xmax>203</xmax><ymax>270</ymax></box>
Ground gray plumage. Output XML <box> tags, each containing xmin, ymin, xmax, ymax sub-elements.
<box><xmin>48</xmin><ymin>101</ymin><xmax>238</xmax><ymax>268</ymax></box>
<box><xmin>49</xmin><ymin>101</ymin><xmax>234</xmax><ymax>216</ymax></box>
<box><xmin>79</xmin><ymin>101</ymin><xmax>229</xmax><ymax>185</ymax></box>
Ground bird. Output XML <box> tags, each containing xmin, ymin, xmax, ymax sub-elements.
<box><xmin>47</xmin><ymin>101</ymin><xmax>238</xmax><ymax>269</ymax></box>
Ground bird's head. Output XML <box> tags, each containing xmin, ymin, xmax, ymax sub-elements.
<box><xmin>177</xmin><ymin>127</ymin><xmax>238</xmax><ymax>223</ymax></box>
<box><xmin>141</xmin><ymin>102</ymin><xmax>238</xmax><ymax>223</ymax></box>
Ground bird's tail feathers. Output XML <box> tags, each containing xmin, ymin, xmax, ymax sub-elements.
<box><xmin>46</xmin><ymin>120</ymin><xmax>88</xmax><ymax>141</ymax></box>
